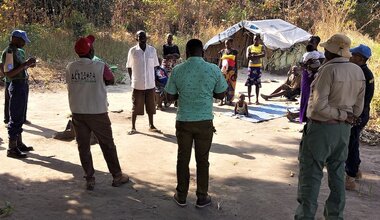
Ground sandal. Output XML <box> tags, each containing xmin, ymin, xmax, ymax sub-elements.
<box><xmin>149</xmin><ymin>128</ymin><xmax>162</xmax><ymax>134</ymax></box>
<box><xmin>127</xmin><ymin>129</ymin><xmax>137</xmax><ymax>135</ymax></box>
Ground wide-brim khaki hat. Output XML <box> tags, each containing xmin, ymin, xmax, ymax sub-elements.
<box><xmin>320</xmin><ymin>33</ymin><xmax>352</xmax><ymax>58</ymax></box>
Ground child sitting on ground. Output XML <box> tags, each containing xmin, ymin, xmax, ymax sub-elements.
<box><xmin>234</xmin><ymin>94</ymin><xmax>249</xmax><ymax>116</ymax></box>
<box><xmin>155</xmin><ymin>61</ymin><xmax>169</xmax><ymax>110</ymax></box>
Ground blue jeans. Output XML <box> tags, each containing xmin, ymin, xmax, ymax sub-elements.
<box><xmin>345</xmin><ymin>112</ymin><xmax>369</xmax><ymax>177</ymax></box>
<box><xmin>8</xmin><ymin>79</ymin><xmax>28</xmax><ymax>140</ymax></box>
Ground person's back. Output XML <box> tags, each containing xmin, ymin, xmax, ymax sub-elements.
<box><xmin>165</xmin><ymin>39</ymin><xmax>227</xmax><ymax>208</ymax></box>
<box><xmin>171</xmin><ymin>57</ymin><xmax>224</xmax><ymax>121</ymax></box>
<box><xmin>66</xmin><ymin>59</ymin><xmax>108</xmax><ymax>114</ymax></box>
<box><xmin>307</xmin><ymin>58</ymin><xmax>365</xmax><ymax>121</ymax></box>
<box><xmin>295</xmin><ymin>34</ymin><xmax>365</xmax><ymax>220</ymax></box>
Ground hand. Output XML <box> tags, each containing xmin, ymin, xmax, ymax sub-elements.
<box><xmin>25</xmin><ymin>57</ymin><xmax>37</xmax><ymax>68</ymax></box>
<box><xmin>345</xmin><ymin>112</ymin><xmax>356</xmax><ymax>125</ymax></box>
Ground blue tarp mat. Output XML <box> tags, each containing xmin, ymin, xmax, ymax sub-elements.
<box><xmin>223</xmin><ymin>103</ymin><xmax>294</xmax><ymax>123</ymax></box>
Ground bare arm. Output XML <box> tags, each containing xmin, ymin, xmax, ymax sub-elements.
<box><xmin>244</xmin><ymin>103</ymin><xmax>249</xmax><ymax>116</ymax></box>
<box><xmin>127</xmin><ymin>68</ymin><xmax>132</xmax><ymax>81</ymax></box>
<box><xmin>0</xmin><ymin>63</ymin><xmax>4</xmax><ymax>77</ymax></box>
<box><xmin>213</xmin><ymin>91</ymin><xmax>226</xmax><ymax>100</ymax></box>
<box><xmin>166</xmin><ymin>93</ymin><xmax>179</xmax><ymax>102</ymax></box>
<box><xmin>5</xmin><ymin>58</ymin><xmax>36</xmax><ymax>78</ymax></box>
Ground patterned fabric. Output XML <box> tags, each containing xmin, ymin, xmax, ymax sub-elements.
<box><xmin>165</xmin><ymin>57</ymin><xmax>227</xmax><ymax>121</ymax></box>
<box><xmin>224</xmin><ymin>69</ymin><xmax>237</xmax><ymax>102</ymax></box>
<box><xmin>219</xmin><ymin>49</ymin><xmax>238</xmax><ymax>102</ymax></box>
<box><xmin>154</xmin><ymin>66</ymin><xmax>168</xmax><ymax>94</ymax></box>
<box><xmin>245</xmin><ymin>67</ymin><xmax>262</xmax><ymax>87</ymax></box>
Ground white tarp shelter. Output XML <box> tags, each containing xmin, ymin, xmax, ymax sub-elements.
<box><xmin>204</xmin><ymin>19</ymin><xmax>312</xmax><ymax>73</ymax></box>
<box><xmin>204</xmin><ymin>19</ymin><xmax>311</xmax><ymax>50</ymax></box>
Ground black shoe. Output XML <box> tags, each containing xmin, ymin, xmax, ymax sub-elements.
<box><xmin>196</xmin><ymin>195</ymin><xmax>211</xmax><ymax>208</ymax></box>
<box><xmin>18</xmin><ymin>143</ymin><xmax>34</xmax><ymax>152</ymax></box>
<box><xmin>7</xmin><ymin>148</ymin><xmax>27</xmax><ymax>158</ymax></box>
<box><xmin>173</xmin><ymin>194</ymin><xmax>187</xmax><ymax>207</ymax></box>
<box><xmin>86</xmin><ymin>177</ymin><xmax>95</xmax><ymax>190</ymax></box>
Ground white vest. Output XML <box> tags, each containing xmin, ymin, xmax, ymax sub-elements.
<box><xmin>66</xmin><ymin>58</ymin><xmax>108</xmax><ymax>114</ymax></box>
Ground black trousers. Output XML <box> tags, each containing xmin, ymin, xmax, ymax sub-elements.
<box><xmin>175</xmin><ymin>120</ymin><xmax>214</xmax><ymax>200</ymax></box>
<box><xmin>345</xmin><ymin>112</ymin><xmax>369</xmax><ymax>177</ymax></box>
<box><xmin>72</xmin><ymin>113</ymin><xmax>122</xmax><ymax>180</ymax></box>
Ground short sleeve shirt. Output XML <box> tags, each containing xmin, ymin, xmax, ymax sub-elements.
<box><xmin>1</xmin><ymin>45</ymin><xmax>27</xmax><ymax>81</ymax></box>
<box><xmin>165</xmin><ymin>57</ymin><xmax>228</xmax><ymax>121</ymax></box>
<box><xmin>126</xmin><ymin>44</ymin><xmax>159</xmax><ymax>90</ymax></box>
<box><xmin>247</xmin><ymin>44</ymin><xmax>265</xmax><ymax>67</ymax></box>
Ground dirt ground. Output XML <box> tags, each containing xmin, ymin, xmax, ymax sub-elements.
<box><xmin>0</xmin><ymin>73</ymin><xmax>379</xmax><ymax>220</ymax></box>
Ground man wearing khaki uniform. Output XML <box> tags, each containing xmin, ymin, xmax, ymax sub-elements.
<box><xmin>295</xmin><ymin>34</ymin><xmax>365</xmax><ymax>219</ymax></box>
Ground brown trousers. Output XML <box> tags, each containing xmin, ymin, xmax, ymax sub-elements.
<box><xmin>72</xmin><ymin>113</ymin><xmax>122</xmax><ymax>180</ymax></box>
<box><xmin>175</xmin><ymin>120</ymin><xmax>214</xmax><ymax>200</ymax></box>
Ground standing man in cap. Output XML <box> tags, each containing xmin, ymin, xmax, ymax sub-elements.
<box><xmin>1</xmin><ymin>30</ymin><xmax>36</xmax><ymax>158</ymax></box>
<box><xmin>165</xmin><ymin>39</ymin><xmax>227</xmax><ymax>208</ymax></box>
<box><xmin>295</xmin><ymin>34</ymin><xmax>366</xmax><ymax>219</ymax></box>
<box><xmin>66</xmin><ymin>35</ymin><xmax>129</xmax><ymax>190</ymax></box>
<box><xmin>345</xmin><ymin>44</ymin><xmax>375</xmax><ymax>190</ymax></box>
<box><xmin>126</xmin><ymin>30</ymin><xmax>160</xmax><ymax>135</ymax></box>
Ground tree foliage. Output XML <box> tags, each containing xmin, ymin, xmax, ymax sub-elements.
<box><xmin>0</xmin><ymin>0</ymin><xmax>379</xmax><ymax>40</ymax></box>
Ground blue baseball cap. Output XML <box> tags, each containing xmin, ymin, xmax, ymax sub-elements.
<box><xmin>11</xmin><ymin>30</ymin><xmax>31</xmax><ymax>44</ymax></box>
<box><xmin>350</xmin><ymin>44</ymin><xmax>371</xmax><ymax>59</ymax></box>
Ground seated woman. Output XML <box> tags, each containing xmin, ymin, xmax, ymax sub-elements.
<box><xmin>261</xmin><ymin>66</ymin><xmax>301</xmax><ymax>101</ymax></box>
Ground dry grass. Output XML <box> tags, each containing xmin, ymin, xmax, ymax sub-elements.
<box><xmin>313</xmin><ymin>0</ymin><xmax>380</xmax><ymax>130</ymax></box>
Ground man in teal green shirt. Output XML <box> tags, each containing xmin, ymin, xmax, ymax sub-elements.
<box><xmin>165</xmin><ymin>39</ymin><xmax>227</xmax><ymax>208</ymax></box>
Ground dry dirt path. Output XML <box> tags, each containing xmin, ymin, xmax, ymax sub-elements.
<box><xmin>0</xmin><ymin>73</ymin><xmax>379</xmax><ymax>220</ymax></box>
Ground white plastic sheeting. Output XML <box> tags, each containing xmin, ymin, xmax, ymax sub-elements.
<box><xmin>204</xmin><ymin>19</ymin><xmax>311</xmax><ymax>50</ymax></box>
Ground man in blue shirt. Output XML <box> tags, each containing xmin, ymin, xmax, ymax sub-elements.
<box><xmin>165</xmin><ymin>39</ymin><xmax>227</xmax><ymax>208</ymax></box>
<box><xmin>345</xmin><ymin>44</ymin><xmax>375</xmax><ymax>190</ymax></box>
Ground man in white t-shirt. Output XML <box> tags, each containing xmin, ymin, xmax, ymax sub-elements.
<box><xmin>66</xmin><ymin>35</ymin><xmax>129</xmax><ymax>190</ymax></box>
<box><xmin>126</xmin><ymin>30</ymin><xmax>160</xmax><ymax>135</ymax></box>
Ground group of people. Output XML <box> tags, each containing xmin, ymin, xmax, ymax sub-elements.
<box><xmin>294</xmin><ymin>34</ymin><xmax>375</xmax><ymax>219</ymax></box>
<box><xmin>218</xmin><ymin>35</ymin><xmax>266</xmax><ymax>106</ymax></box>
<box><xmin>1</xmin><ymin>28</ymin><xmax>376</xmax><ymax>218</ymax></box>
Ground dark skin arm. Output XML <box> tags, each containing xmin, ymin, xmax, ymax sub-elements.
<box><xmin>127</xmin><ymin>68</ymin><xmax>132</xmax><ymax>80</ymax></box>
<box><xmin>213</xmin><ymin>91</ymin><xmax>226</xmax><ymax>100</ymax></box>
<box><xmin>105</xmin><ymin>78</ymin><xmax>114</xmax><ymax>85</ymax></box>
<box><xmin>166</xmin><ymin>93</ymin><xmax>178</xmax><ymax>102</ymax></box>
<box><xmin>5</xmin><ymin>57</ymin><xmax>36</xmax><ymax>78</ymax></box>
<box><xmin>104</xmin><ymin>65</ymin><xmax>115</xmax><ymax>85</ymax></box>
<box><xmin>217</xmin><ymin>50</ymin><xmax>223</xmax><ymax>68</ymax></box>
<box><xmin>244</xmin><ymin>103</ymin><xmax>249</xmax><ymax>116</ymax></box>
<box><xmin>0</xmin><ymin>63</ymin><xmax>4</xmax><ymax>77</ymax></box>
<box><xmin>234</xmin><ymin>103</ymin><xmax>238</xmax><ymax>115</ymax></box>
